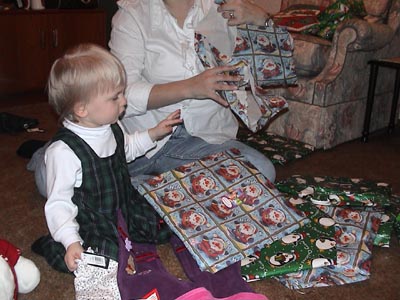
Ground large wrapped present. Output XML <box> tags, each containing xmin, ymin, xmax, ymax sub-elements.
<box><xmin>137</xmin><ymin>150</ymin><xmax>309</xmax><ymax>273</ymax></box>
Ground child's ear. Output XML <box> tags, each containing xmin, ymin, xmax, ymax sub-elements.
<box><xmin>74</xmin><ymin>102</ymin><xmax>88</xmax><ymax>118</ymax></box>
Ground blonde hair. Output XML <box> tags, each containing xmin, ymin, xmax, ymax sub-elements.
<box><xmin>47</xmin><ymin>43</ymin><xmax>127</xmax><ymax>122</ymax></box>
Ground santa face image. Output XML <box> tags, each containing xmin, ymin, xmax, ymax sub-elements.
<box><xmin>239</xmin><ymin>184</ymin><xmax>262</xmax><ymax>206</ymax></box>
<box><xmin>232</xmin><ymin>222</ymin><xmax>258</xmax><ymax>244</ymax></box>
<box><xmin>218</xmin><ymin>53</ymin><xmax>232</xmax><ymax>64</ymax></box>
<box><xmin>180</xmin><ymin>209</ymin><xmax>207</xmax><ymax>231</ymax></box>
<box><xmin>146</xmin><ymin>174</ymin><xmax>165</xmax><ymax>187</ymax></box>
<box><xmin>336</xmin><ymin>250</ymin><xmax>350</xmax><ymax>265</ymax></box>
<box><xmin>337</xmin><ymin>231</ymin><xmax>356</xmax><ymax>246</ymax></box>
<box><xmin>338</xmin><ymin>209</ymin><xmax>363</xmax><ymax>223</ymax></box>
<box><xmin>256</xmin><ymin>34</ymin><xmax>276</xmax><ymax>52</ymax></box>
<box><xmin>269</xmin><ymin>96</ymin><xmax>286</xmax><ymax>108</ymax></box>
<box><xmin>162</xmin><ymin>190</ymin><xmax>185</xmax><ymax>208</ymax></box>
<box><xmin>261</xmin><ymin>59</ymin><xmax>281</xmax><ymax>78</ymax></box>
<box><xmin>235</xmin><ymin>35</ymin><xmax>249</xmax><ymax>52</ymax></box>
<box><xmin>209</xmin><ymin>198</ymin><xmax>233</xmax><ymax>219</ymax></box>
<box><xmin>280</xmin><ymin>35</ymin><xmax>294</xmax><ymax>51</ymax></box>
<box><xmin>198</xmin><ymin>235</ymin><xmax>226</xmax><ymax>259</ymax></box>
<box><xmin>175</xmin><ymin>162</ymin><xmax>196</xmax><ymax>174</ymax></box>
<box><xmin>260</xmin><ymin>207</ymin><xmax>286</xmax><ymax>226</ymax></box>
<box><xmin>202</xmin><ymin>152</ymin><xmax>224</xmax><ymax>162</ymax></box>
<box><xmin>190</xmin><ymin>173</ymin><xmax>216</xmax><ymax>195</ymax></box>
<box><xmin>216</xmin><ymin>164</ymin><xmax>241</xmax><ymax>182</ymax></box>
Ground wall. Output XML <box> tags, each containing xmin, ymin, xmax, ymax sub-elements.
<box><xmin>98</xmin><ymin>0</ymin><xmax>118</xmax><ymax>46</ymax></box>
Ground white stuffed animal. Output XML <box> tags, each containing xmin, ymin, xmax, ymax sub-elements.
<box><xmin>0</xmin><ymin>239</ymin><xmax>40</xmax><ymax>300</ymax></box>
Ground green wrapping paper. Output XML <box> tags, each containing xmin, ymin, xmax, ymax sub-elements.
<box><xmin>275</xmin><ymin>175</ymin><xmax>396</xmax><ymax>246</ymax></box>
<box><xmin>241</xmin><ymin>175</ymin><xmax>393</xmax><ymax>287</ymax></box>
<box><xmin>275</xmin><ymin>175</ymin><xmax>391</xmax><ymax>208</ymax></box>
<box><xmin>237</xmin><ymin>130</ymin><xmax>315</xmax><ymax>165</ymax></box>
<box><xmin>276</xmin><ymin>205</ymin><xmax>383</xmax><ymax>289</ymax></box>
<box><xmin>303</xmin><ymin>0</ymin><xmax>367</xmax><ymax>40</ymax></box>
<box><xmin>374</xmin><ymin>194</ymin><xmax>400</xmax><ymax>247</ymax></box>
<box><xmin>241</xmin><ymin>199</ymin><xmax>336</xmax><ymax>281</ymax></box>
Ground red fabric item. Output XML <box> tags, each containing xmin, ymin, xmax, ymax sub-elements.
<box><xmin>0</xmin><ymin>239</ymin><xmax>21</xmax><ymax>300</ymax></box>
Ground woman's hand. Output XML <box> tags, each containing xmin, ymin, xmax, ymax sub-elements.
<box><xmin>148</xmin><ymin>65</ymin><xmax>241</xmax><ymax>109</ymax></box>
<box><xmin>186</xmin><ymin>65</ymin><xmax>241</xmax><ymax>106</ymax></box>
<box><xmin>64</xmin><ymin>242</ymin><xmax>84</xmax><ymax>272</ymax></box>
<box><xmin>149</xmin><ymin>109</ymin><xmax>183</xmax><ymax>142</ymax></box>
<box><xmin>216</xmin><ymin>0</ymin><xmax>270</xmax><ymax>26</ymax></box>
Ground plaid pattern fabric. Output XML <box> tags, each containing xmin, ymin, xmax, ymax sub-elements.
<box><xmin>32</xmin><ymin>124</ymin><xmax>170</xmax><ymax>273</ymax></box>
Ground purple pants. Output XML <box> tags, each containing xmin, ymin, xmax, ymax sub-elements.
<box><xmin>117</xmin><ymin>210</ymin><xmax>266</xmax><ymax>300</ymax></box>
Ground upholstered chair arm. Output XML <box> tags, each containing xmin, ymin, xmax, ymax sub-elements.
<box><xmin>280</xmin><ymin>18</ymin><xmax>394</xmax><ymax>103</ymax></box>
<box><xmin>335</xmin><ymin>18</ymin><xmax>394</xmax><ymax>51</ymax></box>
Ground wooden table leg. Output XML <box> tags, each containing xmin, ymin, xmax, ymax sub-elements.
<box><xmin>388</xmin><ymin>69</ymin><xmax>400</xmax><ymax>134</ymax></box>
<box><xmin>362</xmin><ymin>62</ymin><xmax>379</xmax><ymax>143</ymax></box>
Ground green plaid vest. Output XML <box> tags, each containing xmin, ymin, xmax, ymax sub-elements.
<box><xmin>32</xmin><ymin>124</ymin><xmax>170</xmax><ymax>273</ymax></box>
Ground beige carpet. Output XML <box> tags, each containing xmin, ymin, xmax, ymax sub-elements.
<box><xmin>1</xmin><ymin>100</ymin><xmax>399</xmax><ymax>300</ymax></box>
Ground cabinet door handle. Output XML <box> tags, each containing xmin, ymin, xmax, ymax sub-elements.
<box><xmin>40</xmin><ymin>30</ymin><xmax>46</xmax><ymax>49</ymax></box>
<box><xmin>52</xmin><ymin>29</ymin><xmax>58</xmax><ymax>48</ymax></box>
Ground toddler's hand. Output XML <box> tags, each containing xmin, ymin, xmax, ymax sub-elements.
<box><xmin>64</xmin><ymin>242</ymin><xmax>84</xmax><ymax>272</ymax></box>
<box><xmin>149</xmin><ymin>109</ymin><xmax>182</xmax><ymax>142</ymax></box>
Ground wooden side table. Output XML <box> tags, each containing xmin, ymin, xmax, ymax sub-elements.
<box><xmin>362</xmin><ymin>57</ymin><xmax>400</xmax><ymax>142</ymax></box>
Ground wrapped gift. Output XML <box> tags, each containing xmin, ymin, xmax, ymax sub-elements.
<box><xmin>195</xmin><ymin>8</ymin><xmax>296</xmax><ymax>132</ymax></box>
<box><xmin>241</xmin><ymin>200</ymin><xmax>336</xmax><ymax>281</ymax></box>
<box><xmin>273</xmin><ymin>4</ymin><xmax>321</xmax><ymax>32</ymax></box>
<box><xmin>237</xmin><ymin>129</ymin><xmax>315</xmax><ymax>165</ymax></box>
<box><xmin>275</xmin><ymin>175</ymin><xmax>392</xmax><ymax>208</ymax></box>
<box><xmin>276</xmin><ymin>205</ymin><xmax>383</xmax><ymax>289</ymax></box>
<box><xmin>374</xmin><ymin>194</ymin><xmax>400</xmax><ymax>247</ymax></box>
<box><xmin>137</xmin><ymin>150</ymin><xmax>309</xmax><ymax>273</ymax></box>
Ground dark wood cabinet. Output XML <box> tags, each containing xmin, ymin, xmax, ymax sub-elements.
<box><xmin>0</xmin><ymin>9</ymin><xmax>106</xmax><ymax>96</ymax></box>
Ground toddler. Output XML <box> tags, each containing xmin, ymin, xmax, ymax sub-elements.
<box><xmin>32</xmin><ymin>43</ymin><xmax>182</xmax><ymax>299</ymax></box>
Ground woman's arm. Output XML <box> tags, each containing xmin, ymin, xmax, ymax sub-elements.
<box><xmin>148</xmin><ymin>65</ymin><xmax>242</xmax><ymax>109</ymax></box>
<box><xmin>109</xmin><ymin>3</ymin><xmax>241</xmax><ymax>112</ymax></box>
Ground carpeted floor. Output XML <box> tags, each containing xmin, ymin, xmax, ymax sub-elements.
<box><xmin>1</xmin><ymin>97</ymin><xmax>399</xmax><ymax>300</ymax></box>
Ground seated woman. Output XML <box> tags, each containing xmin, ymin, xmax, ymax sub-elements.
<box><xmin>109</xmin><ymin>0</ymin><xmax>276</xmax><ymax>184</ymax></box>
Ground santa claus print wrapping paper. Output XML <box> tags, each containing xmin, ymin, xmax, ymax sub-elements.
<box><xmin>195</xmin><ymin>7</ymin><xmax>296</xmax><ymax>132</ymax></box>
<box><xmin>137</xmin><ymin>150</ymin><xmax>309</xmax><ymax>273</ymax></box>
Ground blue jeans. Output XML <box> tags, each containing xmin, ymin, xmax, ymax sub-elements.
<box><xmin>129</xmin><ymin>125</ymin><xmax>276</xmax><ymax>186</ymax></box>
<box><xmin>27</xmin><ymin>141</ymin><xmax>49</xmax><ymax>198</ymax></box>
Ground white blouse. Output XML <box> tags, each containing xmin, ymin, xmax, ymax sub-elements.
<box><xmin>109</xmin><ymin>0</ymin><xmax>238</xmax><ymax>158</ymax></box>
